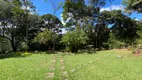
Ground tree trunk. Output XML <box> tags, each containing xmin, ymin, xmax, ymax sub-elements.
<box><xmin>11</xmin><ymin>34</ymin><xmax>18</xmax><ymax>52</ymax></box>
<box><xmin>11</xmin><ymin>41</ymin><xmax>17</xmax><ymax>52</ymax></box>
<box><xmin>95</xmin><ymin>37</ymin><xmax>97</xmax><ymax>48</ymax></box>
<box><xmin>71</xmin><ymin>46</ymin><xmax>78</xmax><ymax>53</ymax></box>
<box><xmin>12</xmin><ymin>44</ymin><xmax>17</xmax><ymax>52</ymax></box>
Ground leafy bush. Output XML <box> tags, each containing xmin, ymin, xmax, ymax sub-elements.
<box><xmin>33</xmin><ymin>29</ymin><xmax>53</xmax><ymax>45</ymax></box>
<box><xmin>0</xmin><ymin>37</ymin><xmax>12</xmax><ymax>54</ymax></box>
<box><xmin>105</xmin><ymin>33</ymin><xmax>126</xmax><ymax>49</ymax></box>
<box><xmin>33</xmin><ymin>29</ymin><xmax>60</xmax><ymax>51</ymax></box>
<box><xmin>61</xmin><ymin>30</ymin><xmax>88</xmax><ymax>53</ymax></box>
<box><xmin>17</xmin><ymin>42</ymin><xmax>29</xmax><ymax>51</ymax></box>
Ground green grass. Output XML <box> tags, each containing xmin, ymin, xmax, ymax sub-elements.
<box><xmin>0</xmin><ymin>50</ymin><xmax>142</xmax><ymax>80</ymax></box>
<box><xmin>63</xmin><ymin>50</ymin><xmax>142</xmax><ymax>80</ymax></box>
<box><xmin>0</xmin><ymin>53</ymin><xmax>53</xmax><ymax>80</ymax></box>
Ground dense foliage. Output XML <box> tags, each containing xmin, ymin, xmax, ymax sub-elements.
<box><xmin>105</xmin><ymin>33</ymin><xmax>126</xmax><ymax>49</ymax></box>
<box><xmin>135</xmin><ymin>20</ymin><xmax>142</xmax><ymax>48</ymax></box>
<box><xmin>61</xmin><ymin>30</ymin><xmax>88</xmax><ymax>53</ymax></box>
<box><xmin>0</xmin><ymin>0</ymin><xmax>142</xmax><ymax>54</ymax></box>
<box><xmin>123</xmin><ymin>0</ymin><xmax>142</xmax><ymax>13</ymax></box>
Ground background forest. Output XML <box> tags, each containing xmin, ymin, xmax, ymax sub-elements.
<box><xmin>0</xmin><ymin>0</ymin><xmax>142</xmax><ymax>55</ymax></box>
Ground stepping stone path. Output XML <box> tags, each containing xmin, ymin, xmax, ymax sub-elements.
<box><xmin>47</xmin><ymin>72</ymin><xmax>54</xmax><ymax>78</ymax></box>
<box><xmin>59</xmin><ymin>55</ymin><xmax>69</xmax><ymax>80</ymax></box>
<box><xmin>47</xmin><ymin>54</ymin><xmax>69</xmax><ymax>80</ymax></box>
<box><xmin>47</xmin><ymin>55</ymin><xmax>57</xmax><ymax>80</ymax></box>
<box><xmin>47</xmin><ymin>53</ymin><xmax>109</xmax><ymax>79</ymax></box>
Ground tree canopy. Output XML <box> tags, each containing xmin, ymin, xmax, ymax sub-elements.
<box><xmin>0</xmin><ymin>0</ymin><xmax>141</xmax><ymax>54</ymax></box>
<box><xmin>123</xmin><ymin>0</ymin><xmax>142</xmax><ymax>13</ymax></box>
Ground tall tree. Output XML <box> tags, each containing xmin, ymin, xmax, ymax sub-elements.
<box><xmin>41</xmin><ymin>14</ymin><xmax>63</xmax><ymax>50</ymax></box>
<box><xmin>44</xmin><ymin>0</ymin><xmax>63</xmax><ymax>50</ymax></box>
<box><xmin>20</xmin><ymin>0</ymin><xmax>36</xmax><ymax>51</ymax></box>
<box><xmin>24</xmin><ymin>14</ymin><xmax>43</xmax><ymax>49</ymax></box>
<box><xmin>85</xmin><ymin>0</ymin><xmax>109</xmax><ymax>48</ymax></box>
<box><xmin>0</xmin><ymin>0</ymin><xmax>25</xmax><ymax>52</ymax></box>
<box><xmin>101</xmin><ymin>10</ymin><xmax>138</xmax><ymax>46</ymax></box>
<box><xmin>62</xmin><ymin>0</ymin><xmax>112</xmax><ymax>49</ymax></box>
<box><xmin>62</xmin><ymin>0</ymin><xmax>88</xmax><ymax>28</ymax></box>
<box><xmin>0</xmin><ymin>0</ymin><xmax>37</xmax><ymax>52</ymax></box>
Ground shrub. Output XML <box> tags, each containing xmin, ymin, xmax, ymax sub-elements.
<box><xmin>0</xmin><ymin>37</ymin><xmax>12</xmax><ymax>54</ymax></box>
<box><xmin>105</xmin><ymin>33</ymin><xmax>126</xmax><ymax>49</ymax></box>
<box><xmin>61</xmin><ymin>30</ymin><xmax>88</xmax><ymax>53</ymax></box>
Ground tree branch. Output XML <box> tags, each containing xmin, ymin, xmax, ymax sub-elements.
<box><xmin>0</xmin><ymin>35</ymin><xmax>11</xmax><ymax>41</ymax></box>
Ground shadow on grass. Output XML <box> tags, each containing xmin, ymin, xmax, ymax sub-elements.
<box><xmin>0</xmin><ymin>52</ymin><xmax>32</xmax><ymax>59</ymax></box>
<box><xmin>0</xmin><ymin>51</ymin><xmax>58</xmax><ymax>59</ymax></box>
<box><xmin>58</xmin><ymin>51</ymin><xmax>97</xmax><ymax>57</ymax></box>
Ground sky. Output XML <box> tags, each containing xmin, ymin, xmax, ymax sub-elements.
<box><xmin>32</xmin><ymin>0</ymin><xmax>142</xmax><ymax>21</ymax></box>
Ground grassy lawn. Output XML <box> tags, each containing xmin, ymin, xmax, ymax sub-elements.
<box><xmin>0</xmin><ymin>50</ymin><xmax>142</xmax><ymax>80</ymax></box>
<box><xmin>0</xmin><ymin>53</ymin><xmax>53</xmax><ymax>80</ymax></box>
<box><xmin>63</xmin><ymin>50</ymin><xmax>142</xmax><ymax>80</ymax></box>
